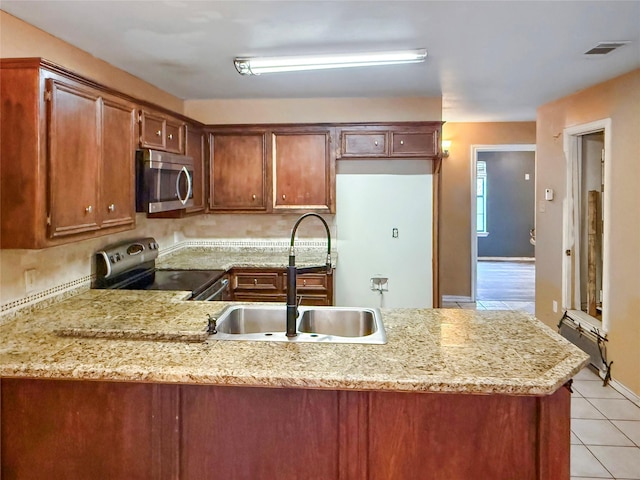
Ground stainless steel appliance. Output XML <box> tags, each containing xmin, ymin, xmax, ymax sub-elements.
<box><xmin>136</xmin><ymin>149</ymin><xmax>194</xmax><ymax>214</ymax></box>
<box><xmin>94</xmin><ymin>237</ymin><xmax>228</xmax><ymax>301</ymax></box>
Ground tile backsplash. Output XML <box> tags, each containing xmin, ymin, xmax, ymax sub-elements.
<box><xmin>0</xmin><ymin>213</ymin><xmax>336</xmax><ymax>317</ymax></box>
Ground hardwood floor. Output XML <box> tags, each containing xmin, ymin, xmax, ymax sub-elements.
<box><xmin>477</xmin><ymin>260</ymin><xmax>535</xmax><ymax>302</ymax></box>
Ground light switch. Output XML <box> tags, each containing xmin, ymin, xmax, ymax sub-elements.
<box><xmin>525</xmin><ymin>173</ymin><xmax>530</xmax><ymax>180</ymax></box>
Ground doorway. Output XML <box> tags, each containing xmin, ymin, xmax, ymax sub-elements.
<box><xmin>470</xmin><ymin>145</ymin><xmax>536</xmax><ymax>307</ymax></box>
<box><xmin>562</xmin><ymin>119</ymin><xmax>611</xmax><ymax>334</ymax></box>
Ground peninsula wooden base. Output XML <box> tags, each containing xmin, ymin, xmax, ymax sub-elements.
<box><xmin>1</xmin><ymin>378</ymin><xmax>570</xmax><ymax>479</ymax></box>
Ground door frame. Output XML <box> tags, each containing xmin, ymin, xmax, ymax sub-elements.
<box><xmin>470</xmin><ymin>144</ymin><xmax>536</xmax><ymax>302</ymax></box>
<box><xmin>562</xmin><ymin>119</ymin><xmax>611</xmax><ymax>333</ymax></box>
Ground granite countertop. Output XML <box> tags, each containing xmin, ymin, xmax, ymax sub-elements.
<box><xmin>0</xmin><ymin>290</ymin><xmax>589</xmax><ymax>395</ymax></box>
<box><xmin>156</xmin><ymin>246</ymin><xmax>337</xmax><ymax>270</ymax></box>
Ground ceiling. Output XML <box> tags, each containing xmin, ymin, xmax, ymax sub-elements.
<box><xmin>2</xmin><ymin>1</ymin><xmax>639</xmax><ymax>121</ymax></box>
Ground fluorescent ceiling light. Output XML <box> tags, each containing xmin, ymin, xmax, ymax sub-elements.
<box><xmin>234</xmin><ymin>49</ymin><xmax>427</xmax><ymax>76</ymax></box>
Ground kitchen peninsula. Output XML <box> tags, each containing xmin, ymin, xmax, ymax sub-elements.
<box><xmin>0</xmin><ymin>286</ymin><xmax>588</xmax><ymax>479</ymax></box>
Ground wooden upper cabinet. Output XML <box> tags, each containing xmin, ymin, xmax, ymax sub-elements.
<box><xmin>46</xmin><ymin>79</ymin><xmax>101</xmax><ymax>238</ymax></box>
<box><xmin>209</xmin><ymin>131</ymin><xmax>267</xmax><ymax>211</ymax></box>
<box><xmin>101</xmin><ymin>97</ymin><xmax>136</xmax><ymax>229</ymax></box>
<box><xmin>185</xmin><ymin>126</ymin><xmax>206</xmax><ymax>214</ymax></box>
<box><xmin>272</xmin><ymin>128</ymin><xmax>335</xmax><ymax>213</ymax></box>
<box><xmin>47</xmin><ymin>80</ymin><xmax>137</xmax><ymax>239</ymax></box>
<box><xmin>139</xmin><ymin>109</ymin><xmax>185</xmax><ymax>154</ymax></box>
<box><xmin>0</xmin><ymin>58</ymin><xmax>137</xmax><ymax>248</ymax></box>
<box><xmin>337</xmin><ymin>122</ymin><xmax>442</xmax><ymax>159</ymax></box>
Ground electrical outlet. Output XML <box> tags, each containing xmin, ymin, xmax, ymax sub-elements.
<box><xmin>552</xmin><ymin>300</ymin><xmax>558</xmax><ymax>313</ymax></box>
<box><xmin>25</xmin><ymin>269</ymin><xmax>37</xmax><ymax>294</ymax></box>
<box><xmin>392</xmin><ymin>228</ymin><xmax>399</xmax><ymax>238</ymax></box>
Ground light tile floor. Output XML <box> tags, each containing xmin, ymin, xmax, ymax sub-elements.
<box><xmin>571</xmin><ymin>367</ymin><xmax>640</xmax><ymax>480</ymax></box>
<box><xmin>441</xmin><ymin>303</ymin><xmax>640</xmax><ymax>479</ymax></box>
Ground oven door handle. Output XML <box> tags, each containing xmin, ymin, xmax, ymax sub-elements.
<box><xmin>176</xmin><ymin>166</ymin><xmax>193</xmax><ymax>206</ymax></box>
<box><xmin>199</xmin><ymin>278</ymin><xmax>229</xmax><ymax>301</ymax></box>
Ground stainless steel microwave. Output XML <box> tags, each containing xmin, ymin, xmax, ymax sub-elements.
<box><xmin>136</xmin><ymin>149</ymin><xmax>194</xmax><ymax>214</ymax></box>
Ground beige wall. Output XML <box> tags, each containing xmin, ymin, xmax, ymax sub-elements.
<box><xmin>439</xmin><ymin>122</ymin><xmax>537</xmax><ymax>297</ymax></box>
<box><xmin>536</xmin><ymin>69</ymin><xmax>640</xmax><ymax>395</ymax></box>
<box><xmin>0</xmin><ymin>11</ymin><xmax>183</xmax><ymax>112</ymax></box>
<box><xmin>185</xmin><ymin>97</ymin><xmax>442</xmax><ymax>124</ymax></box>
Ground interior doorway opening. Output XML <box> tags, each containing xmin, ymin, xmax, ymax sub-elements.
<box><xmin>562</xmin><ymin>119</ymin><xmax>611</xmax><ymax>334</ymax></box>
<box><xmin>470</xmin><ymin>145</ymin><xmax>536</xmax><ymax>307</ymax></box>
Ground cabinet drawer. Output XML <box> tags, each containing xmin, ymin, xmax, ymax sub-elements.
<box><xmin>233</xmin><ymin>273</ymin><xmax>280</xmax><ymax>291</ymax></box>
<box><xmin>292</xmin><ymin>273</ymin><xmax>327</xmax><ymax>292</ymax></box>
<box><xmin>391</xmin><ymin>132</ymin><xmax>437</xmax><ymax>157</ymax></box>
<box><xmin>341</xmin><ymin>132</ymin><xmax>387</xmax><ymax>157</ymax></box>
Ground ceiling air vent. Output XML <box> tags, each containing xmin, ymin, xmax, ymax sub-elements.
<box><xmin>584</xmin><ymin>41</ymin><xmax>630</xmax><ymax>55</ymax></box>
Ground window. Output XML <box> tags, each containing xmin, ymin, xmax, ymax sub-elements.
<box><xmin>476</xmin><ymin>161</ymin><xmax>488</xmax><ymax>236</ymax></box>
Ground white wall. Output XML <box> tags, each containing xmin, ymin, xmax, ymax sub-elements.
<box><xmin>335</xmin><ymin>160</ymin><xmax>433</xmax><ymax>308</ymax></box>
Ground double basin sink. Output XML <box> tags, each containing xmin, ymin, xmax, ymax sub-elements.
<box><xmin>209</xmin><ymin>305</ymin><xmax>386</xmax><ymax>344</ymax></box>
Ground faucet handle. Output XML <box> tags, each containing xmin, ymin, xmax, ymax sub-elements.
<box><xmin>206</xmin><ymin>314</ymin><xmax>218</xmax><ymax>335</ymax></box>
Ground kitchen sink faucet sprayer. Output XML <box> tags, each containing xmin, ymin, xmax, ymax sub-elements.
<box><xmin>287</xmin><ymin>213</ymin><xmax>332</xmax><ymax>337</ymax></box>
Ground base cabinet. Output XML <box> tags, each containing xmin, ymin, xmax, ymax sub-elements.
<box><xmin>229</xmin><ymin>267</ymin><xmax>334</xmax><ymax>305</ymax></box>
<box><xmin>1</xmin><ymin>378</ymin><xmax>570</xmax><ymax>480</ymax></box>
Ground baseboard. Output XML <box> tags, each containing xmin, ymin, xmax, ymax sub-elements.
<box><xmin>442</xmin><ymin>295</ymin><xmax>474</xmax><ymax>303</ymax></box>
<box><xmin>607</xmin><ymin>376</ymin><xmax>640</xmax><ymax>408</ymax></box>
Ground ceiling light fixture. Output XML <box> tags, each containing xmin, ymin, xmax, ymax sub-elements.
<box><xmin>234</xmin><ymin>49</ymin><xmax>427</xmax><ymax>76</ymax></box>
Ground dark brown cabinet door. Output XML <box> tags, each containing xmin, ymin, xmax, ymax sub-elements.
<box><xmin>210</xmin><ymin>132</ymin><xmax>267</xmax><ymax>210</ymax></box>
<box><xmin>272</xmin><ymin>129</ymin><xmax>334</xmax><ymax>212</ymax></box>
<box><xmin>180</xmin><ymin>385</ymin><xmax>340</xmax><ymax>479</ymax></box>
<box><xmin>46</xmin><ymin>79</ymin><xmax>101</xmax><ymax>238</ymax></box>
<box><xmin>185</xmin><ymin>126</ymin><xmax>206</xmax><ymax>214</ymax></box>
<box><xmin>101</xmin><ymin>97</ymin><xmax>136</xmax><ymax>228</ymax></box>
<box><xmin>165</xmin><ymin>118</ymin><xmax>184</xmax><ymax>153</ymax></box>
<box><xmin>1</xmin><ymin>379</ymin><xmax>158</xmax><ymax>479</ymax></box>
<box><xmin>139</xmin><ymin>110</ymin><xmax>165</xmax><ymax>149</ymax></box>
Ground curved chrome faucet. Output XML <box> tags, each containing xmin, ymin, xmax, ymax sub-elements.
<box><xmin>286</xmin><ymin>213</ymin><xmax>332</xmax><ymax>337</ymax></box>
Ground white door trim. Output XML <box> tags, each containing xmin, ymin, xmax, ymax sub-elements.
<box><xmin>470</xmin><ymin>144</ymin><xmax>536</xmax><ymax>302</ymax></box>
<box><xmin>562</xmin><ymin>119</ymin><xmax>612</xmax><ymax>334</ymax></box>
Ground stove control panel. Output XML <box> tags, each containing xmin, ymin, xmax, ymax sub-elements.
<box><xmin>95</xmin><ymin>237</ymin><xmax>160</xmax><ymax>279</ymax></box>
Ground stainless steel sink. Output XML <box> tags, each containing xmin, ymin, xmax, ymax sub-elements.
<box><xmin>210</xmin><ymin>305</ymin><xmax>386</xmax><ymax>344</ymax></box>
<box><xmin>215</xmin><ymin>305</ymin><xmax>287</xmax><ymax>334</ymax></box>
<box><xmin>298</xmin><ymin>308</ymin><xmax>378</xmax><ymax>337</ymax></box>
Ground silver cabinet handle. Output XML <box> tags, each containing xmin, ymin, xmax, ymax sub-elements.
<box><xmin>85</xmin><ymin>205</ymin><xmax>93</xmax><ymax>213</ymax></box>
<box><xmin>156</xmin><ymin>130</ymin><xmax>162</xmax><ymax>136</ymax></box>
<box><xmin>400</xmin><ymin>140</ymin><xmax>404</xmax><ymax>145</ymax></box>
<box><xmin>374</xmin><ymin>141</ymin><xmax>378</xmax><ymax>146</ymax></box>
<box><xmin>252</xmin><ymin>194</ymin><xmax>256</xmax><ymax>200</ymax></box>
<box><xmin>253</xmin><ymin>278</ymin><xmax>258</xmax><ymax>285</ymax></box>
<box><xmin>108</xmin><ymin>204</ymin><xmax>115</xmax><ymax>212</ymax></box>
<box><xmin>282</xmin><ymin>194</ymin><xmax>286</xmax><ymax>200</ymax></box>
<box><xmin>303</xmin><ymin>280</ymin><xmax>307</xmax><ymax>287</ymax></box>
<box><xmin>176</xmin><ymin>166</ymin><xmax>193</xmax><ymax>205</ymax></box>
<box><xmin>168</xmin><ymin>133</ymin><xmax>173</xmax><ymax>140</ymax></box>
